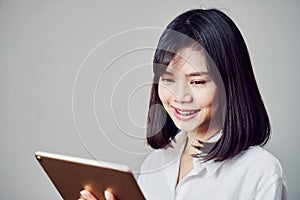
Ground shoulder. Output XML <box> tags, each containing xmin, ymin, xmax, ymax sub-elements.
<box><xmin>137</xmin><ymin>147</ymin><xmax>179</xmax><ymax>194</ymax></box>
<box><xmin>139</xmin><ymin>149</ymin><xmax>164</xmax><ymax>172</ymax></box>
<box><xmin>225</xmin><ymin>146</ymin><xmax>286</xmax><ymax>193</ymax></box>
<box><xmin>218</xmin><ymin>145</ymin><xmax>285</xmax><ymax>183</ymax></box>
<box><xmin>240</xmin><ymin>146</ymin><xmax>287</xmax><ymax>199</ymax></box>
<box><xmin>139</xmin><ymin>146</ymin><xmax>179</xmax><ymax>173</ymax></box>
<box><xmin>216</xmin><ymin>146</ymin><xmax>287</xmax><ymax>199</ymax></box>
<box><xmin>140</xmin><ymin>131</ymin><xmax>187</xmax><ymax>172</ymax></box>
<box><xmin>238</xmin><ymin>146</ymin><xmax>284</xmax><ymax>176</ymax></box>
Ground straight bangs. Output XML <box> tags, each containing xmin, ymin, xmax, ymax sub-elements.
<box><xmin>153</xmin><ymin>29</ymin><xmax>200</xmax><ymax>79</ymax></box>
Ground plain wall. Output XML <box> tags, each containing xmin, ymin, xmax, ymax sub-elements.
<box><xmin>1</xmin><ymin>0</ymin><xmax>299</xmax><ymax>199</ymax></box>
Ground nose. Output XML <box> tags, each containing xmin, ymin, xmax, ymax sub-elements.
<box><xmin>173</xmin><ymin>81</ymin><xmax>192</xmax><ymax>103</ymax></box>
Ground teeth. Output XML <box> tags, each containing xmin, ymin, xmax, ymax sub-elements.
<box><xmin>176</xmin><ymin>109</ymin><xmax>199</xmax><ymax>116</ymax></box>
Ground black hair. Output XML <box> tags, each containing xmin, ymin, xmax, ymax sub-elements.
<box><xmin>146</xmin><ymin>9</ymin><xmax>270</xmax><ymax>161</ymax></box>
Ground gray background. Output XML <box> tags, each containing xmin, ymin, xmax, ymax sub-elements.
<box><xmin>1</xmin><ymin>0</ymin><xmax>299</xmax><ymax>199</ymax></box>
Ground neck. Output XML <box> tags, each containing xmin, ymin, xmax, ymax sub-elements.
<box><xmin>184</xmin><ymin>127</ymin><xmax>221</xmax><ymax>155</ymax></box>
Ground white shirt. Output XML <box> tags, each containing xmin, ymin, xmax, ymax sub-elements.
<box><xmin>138</xmin><ymin>131</ymin><xmax>287</xmax><ymax>200</ymax></box>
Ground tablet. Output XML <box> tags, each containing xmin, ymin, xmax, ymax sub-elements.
<box><xmin>35</xmin><ymin>151</ymin><xmax>145</xmax><ymax>200</ymax></box>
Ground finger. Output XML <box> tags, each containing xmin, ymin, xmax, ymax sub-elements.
<box><xmin>80</xmin><ymin>190</ymin><xmax>98</xmax><ymax>200</ymax></box>
<box><xmin>104</xmin><ymin>190</ymin><xmax>116</xmax><ymax>200</ymax></box>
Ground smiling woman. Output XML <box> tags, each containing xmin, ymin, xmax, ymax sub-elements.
<box><xmin>158</xmin><ymin>48</ymin><xmax>221</xmax><ymax>141</ymax></box>
<box><xmin>80</xmin><ymin>8</ymin><xmax>287</xmax><ymax>200</ymax></box>
<box><xmin>140</xmin><ymin>8</ymin><xmax>287</xmax><ymax>200</ymax></box>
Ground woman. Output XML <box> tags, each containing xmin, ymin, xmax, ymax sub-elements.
<box><xmin>80</xmin><ymin>8</ymin><xmax>287</xmax><ymax>200</ymax></box>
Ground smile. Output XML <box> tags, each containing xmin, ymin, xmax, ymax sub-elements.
<box><xmin>171</xmin><ymin>106</ymin><xmax>200</xmax><ymax>120</ymax></box>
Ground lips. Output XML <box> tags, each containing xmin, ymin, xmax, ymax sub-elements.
<box><xmin>171</xmin><ymin>106</ymin><xmax>200</xmax><ymax>121</ymax></box>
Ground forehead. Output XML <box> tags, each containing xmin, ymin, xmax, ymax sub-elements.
<box><xmin>167</xmin><ymin>48</ymin><xmax>208</xmax><ymax>73</ymax></box>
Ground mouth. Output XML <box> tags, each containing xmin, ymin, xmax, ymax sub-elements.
<box><xmin>171</xmin><ymin>106</ymin><xmax>200</xmax><ymax>120</ymax></box>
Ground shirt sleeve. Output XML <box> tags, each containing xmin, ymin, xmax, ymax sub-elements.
<box><xmin>255</xmin><ymin>174</ymin><xmax>287</xmax><ymax>200</ymax></box>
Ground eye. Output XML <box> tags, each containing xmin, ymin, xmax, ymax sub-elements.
<box><xmin>190</xmin><ymin>80</ymin><xmax>206</xmax><ymax>85</ymax></box>
<box><xmin>161</xmin><ymin>78</ymin><xmax>175</xmax><ymax>83</ymax></box>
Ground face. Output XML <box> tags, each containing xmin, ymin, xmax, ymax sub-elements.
<box><xmin>158</xmin><ymin>48</ymin><xmax>222</xmax><ymax>136</ymax></box>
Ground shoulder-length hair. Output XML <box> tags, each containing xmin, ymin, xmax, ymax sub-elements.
<box><xmin>146</xmin><ymin>9</ymin><xmax>270</xmax><ymax>161</ymax></box>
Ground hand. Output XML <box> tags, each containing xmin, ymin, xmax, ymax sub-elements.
<box><xmin>79</xmin><ymin>189</ymin><xmax>116</xmax><ymax>200</ymax></box>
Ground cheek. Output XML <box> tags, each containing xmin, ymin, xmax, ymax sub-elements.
<box><xmin>193</xmin><ymin>85</ymin><xmax>219</xmax><ymax>110</ymax></box>
<box><xmin>194</xmin><ymin>91</ymin><xmax>213</xmax><ymax>108</ymax></box>
<box><xmin>158</xmin><ymin>84</ymin><xmax>171</xmax><ymax>103</ymax></box>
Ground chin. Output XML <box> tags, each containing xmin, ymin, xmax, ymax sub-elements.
<box><xmin>173</xmin><ymin>121</ymin><xmax>199</xmax><ymax>132</ymax></box>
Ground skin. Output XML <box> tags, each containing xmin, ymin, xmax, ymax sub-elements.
<box><xmin>158</xmin><ymin>48</ymin><xmax>221</xmax><ymax>183</ymax></box>
<box><xmin>159</xmin><ymin>48</ymin><xmax>221</xmax><ymax>143</ymax></box>
<box><xmin>79</xmin><ymin>189</ymin><xmax>115</xmax><ymax>200</ymax></box>
<box><xmin>79</xmin><ymin>48</ymin><xmax>222</xmax><ymax>198</ymax></box>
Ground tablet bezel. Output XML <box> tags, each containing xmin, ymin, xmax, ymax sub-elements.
<box><xmin>35</xmin><ymin>151</ymin><xmax>145</xmax><ymax>200</ymax></box>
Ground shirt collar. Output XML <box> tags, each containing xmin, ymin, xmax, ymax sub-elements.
<box><xmin>169</xmin><ymin>130</ymin><xmax>224</xmax><ymax>175</ymax></box>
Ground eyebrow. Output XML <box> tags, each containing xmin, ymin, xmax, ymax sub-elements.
<box><xmin>162</xmin><ymin>71</ymin><xmax>174</xmax><ymax>76</ymax></box>
<box><xmin>186</xmin><ymin>72</ymin><xmax>209</xmax><ymax>77</ymax></box>
<box><xmin>163</xmin><ymin>71</ymin><xmax>209</xmax><ymax>77</ymax></box>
